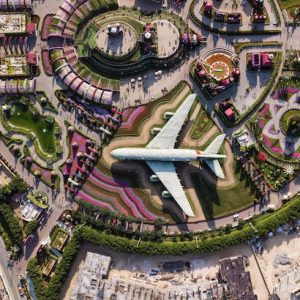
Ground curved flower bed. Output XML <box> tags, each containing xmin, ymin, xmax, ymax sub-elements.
<box><xmin>272</xmin><ymin>87</ymin><xmax>298</xmax><ymax>100</ymax></box>
<box><xmin>120</xmin><ymin>106</ymin><xmax>147</xmax><ymax>130</ymax></box>
<box><xmin>83</xmin><ymin>167</ymin><xmax>158</xmax><ymax>220</ymax></box>
<box><xmin>77</xmin><ymin>189</ymin><xmax>116</xmax><ymax>212</ymax></box>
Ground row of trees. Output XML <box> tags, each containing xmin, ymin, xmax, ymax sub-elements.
<box><xmin>27</xmin><ymin>234</ymin><xmax>82</xmax><ymax>300</ymax></box>
<box><xmin>0</xmin><ymin>176</ymin><xmax>28</xmax><ymax>202</ymax></box>
<box><xmin>0</xmin><ymin>203</ymin><xmax>23</xmax><ymax>244</ymax></box>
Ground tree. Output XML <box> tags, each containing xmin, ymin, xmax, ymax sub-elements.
<box><xmin>10</xmin><ymin>176</ymin><xmax>28</xmax><ymax>193</ymax></box>
<box><xmin>24</xmin><ymin>221</ymin><xmax>39</xmax><ymax>236</ymax></box>
<box><xmin>257</xmin><ymin>151</ymin><xmax>268</xmax><ymax>162</ymax></box>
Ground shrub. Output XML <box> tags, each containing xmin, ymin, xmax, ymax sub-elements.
<box><xmin>0</xmin><ymin>176</ymin><xmax>28</xmax><ymax>202</ymax></box>
<box><xmin>24</xmin><ymin>221</ymin><xmax>39</xmax><ymax>237</ymax></box>
<box><xmin>0</xmin><ymin>203</ymin><xmax>23</xmax><ymax>244</ymax></box>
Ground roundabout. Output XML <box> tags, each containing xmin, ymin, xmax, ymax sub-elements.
<box><xmin>209</xmin><ymin>61</ymin><xmax>230</xmax><ymax>81</ymax></box>
<box><xmin>204</xmin><ymin>52</ymin><xmax>234</xmax><ymax>81</ymax></box>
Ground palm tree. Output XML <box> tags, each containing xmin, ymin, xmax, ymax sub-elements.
<box><xmin>283</xmin><ymin>165</ymin><xmax>294</xmax><ymax>176</ymax></box>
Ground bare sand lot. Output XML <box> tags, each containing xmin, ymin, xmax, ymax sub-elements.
<box><xmin>61</xmin><ymin>242</ymin><xmax>268</xmax><ymax>300</ymax></box>
<box><xmin>257</xmin><ymin>232</ymin><xmax>300</xmax><ymax>293</ymax></box>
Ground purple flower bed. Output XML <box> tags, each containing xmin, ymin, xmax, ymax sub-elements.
<box><xmin>88</xmin><ymin>169</ymin><xmax>157</xmax><ymax>220</ymax></box>
<box><xmin>272</xmin><ymin>88</ymin><xmax>299</xmax><ymax>100</ymax></box>
<box><xmin>120</xmin><ymin>106</ymin><xmax>146</xmax><ymax>129</ymax></box>
<box><xmin>77</xmin><ymin>190</ymin><xmax>116</xmax><ymax>211</ymax></box>
<box><xmin>88</xmin><ymin>174</ymin><xmax>141</xmax><ymax>217</ymax></box>
<box><xmin>259</xmin><ymin>103</ymin><xmax>270</xmax><ymax>116</ymax></box>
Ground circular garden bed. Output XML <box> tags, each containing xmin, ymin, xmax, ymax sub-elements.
<box><xmin>280</xmin><ymin>108</ymin><xmax>300</xmax><ymax>137</ymax></box>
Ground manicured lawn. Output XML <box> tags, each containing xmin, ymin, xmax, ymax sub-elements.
<box><xmin>51</xmin><ymin>228</ymin><xmax>69</xmax><ymax>251</ymax></box>
<box><xmin>8</xmin><ymin>103</ymin><xmax>56</xmax><ymax>154</ymax></box>
<box><xmin>190</xmin><ymin>107</ymin><xmax>214</xmax><ymax>139</ymax></box>
<box><xmin>280</xmin><ymin>109</ymin><xmax>300</xmax><ymax>136</ymax></box>
<box><xmin>191</xmin><ymin>164</ymin><xmax>256</xmax><ymax>220</ymax></box>
<box><xmin>278</xmin><ymin>0</ymin><xmax>299</xmax><ymax>10</ymax></box>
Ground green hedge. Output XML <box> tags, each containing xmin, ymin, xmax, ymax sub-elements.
<box><xmin>233</xmin><ymin>41</ymin><xmax>282</xmax><ymax>54</ymax></box>
<box><xmin>27</xmin><ymin>234</ymin><xmax>82</xmax><ymax>300</ymax></box>
<box><xmin>78</xmin><ymin>194</ymin><xmax>300</xmax><ymax>255</ymax></box>
<box><xmin>24</xmin><ymin>221</ymin><xmax>39</xmax><ymax>237</ymax></box>
<box><xmin>0</xmin><ymin>176</ymin><xmax>28</xmax><ymax>202</ymax></box>
<box><xmin>0</xmin><ymin>203</ymin><xmax>23</xmax><ymax>244</ymax></box>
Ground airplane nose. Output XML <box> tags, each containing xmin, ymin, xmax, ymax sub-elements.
<box><xmin>111</xmin><ymin>149</ymin><xmax>119</xmax><ymax>158</ymax></box>
<box><xmin>111</xmin><ymin>148</ymin><xmax>124</xmax><ymax>159</ymax></box>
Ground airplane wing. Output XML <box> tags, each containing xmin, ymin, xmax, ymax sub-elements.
<box><xmin>146</xmin><ymin>161</ymin><xmax>195</xmax><ymax>217</ymax></box>
<box><xmin>147</xmin><ymin>94</ymin><xmax>197</xmax><ymax>149</ymax></box>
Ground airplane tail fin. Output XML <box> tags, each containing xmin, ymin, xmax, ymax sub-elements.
<box><xmin>203</xmin><ymin>134</ymin><xmax>226</xmax><ymax>179</ymax></box>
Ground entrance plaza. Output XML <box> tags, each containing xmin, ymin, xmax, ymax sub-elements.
<box><xmin>155</xmin><ymin>19</ymin><xmax>180</xmax><ymax>58</ymax></box>
<box><xmin>95</xmin><ymin>22</ymin><xmax>137</xmax><ymax>57</ymax></box>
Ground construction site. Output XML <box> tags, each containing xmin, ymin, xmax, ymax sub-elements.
<box><xmin>64</xmin><ymin>244</ymin><xmax>260</xmax><ymax>300</ymax></box>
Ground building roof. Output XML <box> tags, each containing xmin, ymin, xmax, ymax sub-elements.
<box><xmin>219</xmin><ymin>256</ymin><xmax>257</xmax><ymax>300</ymax></box>
<box><xmin>70</xmin><ymin>252</ymin><xmax>111</xmax><ymax>300</ymax></box>
<box><xmin>26</xmin><ymin>23</ymin><xmax>36</xmax><ymax>35</ymax></box>
<box><xmin>225</xmin><ymin>107</ymin><xmax>234</xmax><ymax>118</ymax></box>
<box><xmin>27</xmin><ymin>52</ymin><xmax>37</xmax><ymax>65</ymax></box>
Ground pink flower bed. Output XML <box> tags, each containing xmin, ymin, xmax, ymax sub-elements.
<box><xmin>82</xmin><ymin>184</ymin><xmax>128</xmax><ymax>215</ymax></box>
<box><xmin>88</xmin><ymin>174</ymin><xmax>140</xmax><ymax>217</ymax></box>
<box><xmin>88</xmin><ymin>168</ymin><xmax>157</xmax><ymax>220</ymax></box>
<box><xmin>271</xmin><ymin>147</ymin><xmax>283</xmax><ymax>154</ymax></box>
<box><xmin>272</xmin><ymin>88</ymin><xmax>299</xmax><ymax>100</ymax></box>
<box><xmin>121</xmin><ymin>107</ymin><xmax>135</xmax><ymax>120</ymax></box>
<box><xmin>292</xmin><ymin>152</ymin><xmax>300</xmax><ymax>158</ymax></box>
<box><xmin>120</xmin><ymin>106</ymin><xmax>146</xmax><ymax>129</ymax></box>
<box><xmin>259</xmin><ymin>104</ymin><xmax>270</xmax><ymax>116</ymax></box>
<box><xmin>124</xmin><ymin>187</ymin><xmax>156</xmax><ymax>221</ymax></box>
<box><xmin>259</xmin><ymin>119</ymin><xmax>265</xmax><ymax>129</ymax></box>
<box><xmin>264</xmin><ymin>135</ymin><xmax>272</xmax><ymax>148</ymax></box>
<box><xmin>77</xmin><ymin>190</ymin><xmax>116</xmax><ymax>211</ymax></box>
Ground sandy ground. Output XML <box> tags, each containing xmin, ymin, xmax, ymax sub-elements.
<box><xmin>257</xmin><ymin>232</ymin><xmax>300</xmax><ymax>293</ymax></box>
<box><xmin>155</xmin><ymin>20</ymin><xmax>179</xmax><ymax>58</ymax></box>
<box><xmin>61</xmin><ymin>242</ymin><xmax>268</xmax><ymax>300</ymax></box>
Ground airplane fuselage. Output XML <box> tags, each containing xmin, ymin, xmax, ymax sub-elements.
<box><xmin>111</xmin><ymin>148</ymin><xmax>226</xmax><ymax>162</ymax></box>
